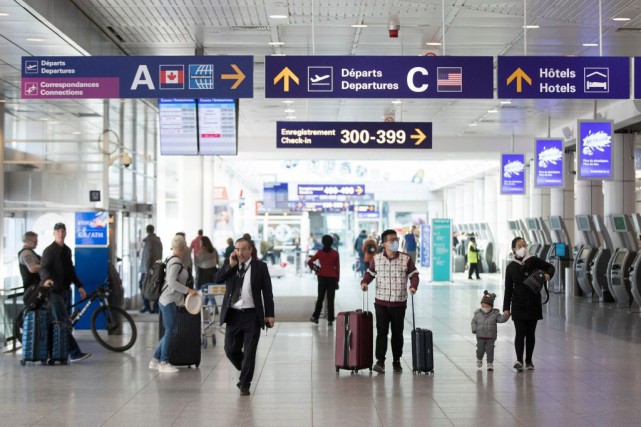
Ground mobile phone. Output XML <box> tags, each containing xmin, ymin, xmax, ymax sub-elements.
<box><xmin>231</xmin><ymin>254</ymin><xmax>238</xmax><ymax>262</ymax></box>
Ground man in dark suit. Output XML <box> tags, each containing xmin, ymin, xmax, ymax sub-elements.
<box><xmin>216</xmin><ymin>237</ymin><xmax>275</xmax><ymax>396</ymax></box>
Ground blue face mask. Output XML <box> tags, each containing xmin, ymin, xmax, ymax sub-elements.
<box><xmin>389</xmin><ymin>241</ymin><xmax>400</xmax><ymax>252</ymax></box>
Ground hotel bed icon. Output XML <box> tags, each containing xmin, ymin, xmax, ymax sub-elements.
<box><xmin>584</xmin><ymin>68</ymin><xmax>609</xmax><ymax>93</ymax></box>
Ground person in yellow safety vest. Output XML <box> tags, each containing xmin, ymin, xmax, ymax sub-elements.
<box><xmin>467</xmin><ymin>236</ymin><xmax>481</xmax><ymax>280</ymax></box>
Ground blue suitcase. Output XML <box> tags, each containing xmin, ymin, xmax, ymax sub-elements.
<box><xmin>49</xmin><ymin>321</ymin><xmax>69</xmax><ymax>365</ymax></box>
<box><xmin>21</xmin><ymin>310</ymin><xmax>50</xmax><ymax>366</ymax></box>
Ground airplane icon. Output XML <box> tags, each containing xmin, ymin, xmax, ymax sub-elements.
<box><xmin>26</xmin><ymin>64</ymin><xmax>37</xmax><ymax>70</ymax></box>
<box><xmin>310</xmin><ymin>74</ymin><xmax>330</xmax><ymax>83</ymax></box>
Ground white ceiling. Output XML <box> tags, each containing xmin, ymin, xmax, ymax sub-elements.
<box><xmin>2</xmin><ymin>0</ymin><xmax>641</xmax><ymax>188</ymax></box>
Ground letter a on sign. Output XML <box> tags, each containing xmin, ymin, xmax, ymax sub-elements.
<box><xmin>130</xmin><ymin>65</ymin><xmax>155</xmax><ymax>90</ymax></box>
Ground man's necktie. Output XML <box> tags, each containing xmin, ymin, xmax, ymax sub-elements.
<box><xmin>231</xmin><ymin>263</ymin><xmax>245</xmax><ymax>305</ymax></box>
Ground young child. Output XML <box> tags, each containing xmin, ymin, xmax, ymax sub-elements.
<box><xmin>471</xmin><ymin>290</ymin><xmax>510</xmax><ymax>371</ymax></box>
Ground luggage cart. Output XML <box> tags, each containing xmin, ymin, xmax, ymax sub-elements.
<box><xmin>201</xmin><ymin>284</ymin><xmax>226</xmax><ymax>348</ymax></box>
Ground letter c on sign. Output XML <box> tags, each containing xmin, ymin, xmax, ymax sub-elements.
<box><xmin>407</xmin><ymin>67</ymin><xmax>428</xmax><ymax>92</ymax></box>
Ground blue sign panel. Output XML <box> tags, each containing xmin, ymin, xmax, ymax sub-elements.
<box><xmin>290</xmin><ymin>201</ymin><xmax>350</xmax><ymax>212</ymax></box>
<box><xmin>277</xmin><ymin>121</ymin><xmax>431</xmax><ymax>149</ymax></box>
<box><xmin>501</xmin><ymin>154</ymin><xmax>526</xmax><ymax>195</ymax></box>
<box><xmin>355</xmin><ymin>205</ymin><xmax>380</xmax><ymax>219</ymax></box>
<box><xmin>634</xmin><ymin>58</ymin><xmax>641</xmax><ymax>99</ymax></box>
<box><xmin>22</xmin><ymin>56</ymin><xmax>253</xmax><ymax>99</ymax></box>
<box><xmin>75</xmin><ymin>212</ymin><xmax>108</xmax><ymax>246</ymax></box>
<box><xmin>298</xmin><ymin>184</ymin><xmax>366</xmax><ymax>197</ymax></box>
<box><xmin>420</xmin><ymin>224</ymin><xmax>430</xmax><ymax>268</ymax></box>
<box><xmin>577</xmin><ymin>120</ymin><xmax>613</xmax><ymax>180</ymax></box>
<box><xmin>266</xmin><ymin>56</ymin><xmax>493</xmax><ymax>98</ymax></box>
<box><xmin>263</xmin><ymin>182</ymin><xmax>289</xmax><ymax>209</ymax></box>
<box><xmin>535</xmin><ymin>139</ymin><xmax>564</xmax><ymax>188</ymax></box>
<box><xmin>498</xmin><ymin>56</ymin><xmax>629</xmax><ymax>99</ymax></box>
<box><xmin>431</xmin><ymin>219</ymin><xmax>451</xmax><ymax>281</ymax></box>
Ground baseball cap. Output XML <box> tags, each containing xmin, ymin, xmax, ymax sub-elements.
<box><xmin>54</xmin><ymin>222</ymin><xmax>66</xmax><ymax>231</ymax></box>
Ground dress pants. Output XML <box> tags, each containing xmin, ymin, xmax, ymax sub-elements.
<box><xmin>224</xmin><ymin>308</ymin><xmax>261</xmax><ymax>387</ymax></box>
<box><xmin>312</xmin><ymin>276</ymin><xmax>337</xmax><ymax>321</ymax></box>
<box><xmin>374</xmin><ymin>303</ymin><xmax>407</xmax><ymax>363</ymax></box>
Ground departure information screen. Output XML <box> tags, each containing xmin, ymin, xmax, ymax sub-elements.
<box><xmin>198</xmin><ymin>98</ymin><xmax>237</xmax><ymax>155</ymax></box>
<box><xmin>159</xmin><ymin>98</ymin><xmax>198</xmax><ymax>155</ymax></box>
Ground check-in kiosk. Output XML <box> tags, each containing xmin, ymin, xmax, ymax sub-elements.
<box><xmin>479</xmin><ymin>222</ymin><xmax>497</xmax><ymax>273</ymax></box>
<box><xmin>546</xmin><ymin>215</ymin><xmax>573</xmax><ymax>293</ymax></box>
<box><xmin>525</xmin><ymin>217</ymin><xmax>552</xmax><ymax>259</ymax></box>
<box><xmin>573</xmin><ymin>214</ymin><xmax>599</xmax><ymax>298</ymax></box>
<box><xmin>627</xmin><ymin>214</ymin><xmax>641</xmax><ymax>307</ymax></box>
<box><xmin>606</xmin><ymin>214</ymin><xmax>637</xmax><ymax>308</ymax></box>
<box><xmin>590</xmin><ymin>215</ymin><xmax>615</xmax><ymax>302</ymax></box>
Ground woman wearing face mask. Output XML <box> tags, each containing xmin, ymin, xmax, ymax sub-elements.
<box><xmin>503</xmin><ymin>237</ymin><xmax>555</xmax><ymax>372</ymax></box>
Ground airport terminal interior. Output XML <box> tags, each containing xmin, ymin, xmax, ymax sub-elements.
<box><xmin>4</xmin><ymin>0</ymin><xmax>641</xmax><ymax>426</ymax></box>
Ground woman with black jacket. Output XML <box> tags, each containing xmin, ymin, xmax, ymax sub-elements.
<box><xmin>503</xmin><ymin>236</ymin><xmax>555</xmax><ymax>372</ymax></box>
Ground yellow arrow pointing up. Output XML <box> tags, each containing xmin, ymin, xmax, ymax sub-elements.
<box><xmin>411</xmin><ymin>128</ymin><xmax>426</xmax><ymax>146</ymax></box>
<box><xmin>506</xmin><ymin>67</ymin><xmax>532</xmax><ymax>93</ymax></box>
<box><xmin>221</xmin><ymin>64</ymin><xmax>246</xmax><ymax>89</ymax></box>
<box><xmin>274</xmin><ymin>67</ymin><xmax>299</xmax><ymax>92</ymax></box>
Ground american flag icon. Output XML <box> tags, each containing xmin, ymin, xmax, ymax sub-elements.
<box><xmin>437</xmin><ymin>67</ymin><xmax>462</xmax><ymax>92</ymax></box>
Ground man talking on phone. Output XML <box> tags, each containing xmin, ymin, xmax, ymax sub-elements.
<box><xmin>215</xmin><ymin>237</ymin><xmax>275</xmax><ymax>396</ymax></box>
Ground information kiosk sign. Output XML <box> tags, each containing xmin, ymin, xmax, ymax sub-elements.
<box><xmin>75</xmin><ymin>212</ymin><xmax>108</xmax><ymax>246</ymax></box>
<box><xmin>535</xmin><ymin>139</ymin><xmax>564</xmax><ymax>188</ymax></box>
<box><xmin>431</xmin><ymin>219</ymin><xmax>451</xmax><ymax>281</ymax></box>
<box><xmin>577</xmin><ymin>120</ymin><xmax>613</xmax><ymax>180</ymax></box>
<box><xmin>501</xmin><ymin>154</ymin><xmax>526</xmax><ymax>195</ymax></box>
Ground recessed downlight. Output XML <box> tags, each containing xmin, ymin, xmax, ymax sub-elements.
<box><xmin>522</xmin><ymin>25</ymin><xmax>540</xmax><ymax>29</ymax></box>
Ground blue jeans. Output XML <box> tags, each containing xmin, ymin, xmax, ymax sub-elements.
<box><xmin>153</xmin><ymin>302</ymin><xmax>177</xmax><ymax>363</ymax></box>
<box><xmin>48</xmin><ymin>291</ymin><xmax>82</xmax><ymax>357</ymax></box>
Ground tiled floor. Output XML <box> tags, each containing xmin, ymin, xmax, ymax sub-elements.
<box><xmin>4</xmin><ymin>266</ymin><xmax>641</xmax><ymax>426</ymax></box>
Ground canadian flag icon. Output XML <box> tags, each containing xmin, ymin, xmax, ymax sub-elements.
<box><xmin>159</xmin><ymin>65</ymin><xmax>184</xmax><ymax>89</ymax></box>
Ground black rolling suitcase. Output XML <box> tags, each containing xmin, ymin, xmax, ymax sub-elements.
<box><xmin>411</xmin><ymin>295</ymin><xmax>434</xmax><ymax>375</ymax></box>
<box><xmin>159</xmin><ymin>306</ymin><xmax>201</xmax><ymax>368</ymax></box>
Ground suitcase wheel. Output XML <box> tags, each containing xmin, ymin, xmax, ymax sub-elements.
<box><xmin>202</xmin><ymin>335</ymin><xmax>208</xmax><ymax>349</ymax></box>
<box><xmin>20</xmin><ymin>360</ymin><xmax>26</xmax><ymax>366</ymax></box>
<box><xmin>195</xmin><ymin>363</ymin><xmax>200</xmax><ymax>368</ymax></box>
<box><xmin>335</xmin><ymin>368</ymin><xmax>339</xmax><ymax>373</ymax></box>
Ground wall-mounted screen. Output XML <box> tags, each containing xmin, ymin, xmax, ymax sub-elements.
<box><xmin>549</xmin><ymin>216</ymin><xmax>562</xmax><ymax>230</ymax></box>
<box><xmin>198</xmin><ymin>98</ymin><xmax>238</xmax><ymax>155</ymax></box>
<box><xmin>555</xmin><ymin>242</ymin><xmax>567</xmax><ymax>258</ymax></box>
<box><xmin>159</xmin><ymin>98</ymin><xmax>198</xmax><ymax>155</ymax></box>
<box><xmin>577</xmin><ymin>215</ymin><xmax>590</xmax><ymax>231</ymax></box>
<box><xmin>577</xmin><ymin>120</ymin><xmax>613</xmax><ymax>180</ymax></box>
<box><xmin>526</xmin><ymin>218</ymin><xmax>538</xmax><ymax>230</ymax></box>
<box><xmin>508</xmin><ymin>220</ymin><xmax>519</xmax><ymax>231</ymax></box>
<box><xmin>612</xmin><ymin>215</ymin><xmax>627</xmax><ymax>232</ymax></box>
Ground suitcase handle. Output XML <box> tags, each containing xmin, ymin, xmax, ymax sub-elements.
<box><xmin>348</xmin><ymin>330</ymin><xmax>352</xmax><ymax>350</ymax></box>
<box><xmin>411</xmin><ymin>294</ymin><xmax>416</xmax><ymax>332</ymax></box>
<box><xmin>362</xmin><ymin>288</ymin><xmax>368</xmax><ymax>312</ymax></box>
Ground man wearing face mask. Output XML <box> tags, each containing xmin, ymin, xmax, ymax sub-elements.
<box><xmin>503</xmin><ymin>237</ymin><xmax>555</xmax><ymax>372</ymax></box>
<box><xmin>361</xmin><ymin>229</ymin><xmax>419</xmax><ymax>374</ymax></box>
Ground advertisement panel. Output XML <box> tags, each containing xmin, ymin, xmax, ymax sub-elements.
<box><xmin>535</xmin><ymin>139</ymin><xmax>564</xmax><ymax>187</ymax></box>
<box><xmin>501</xmin><ymin>154</ymin><xmax>526</xmax><ymax>195</ymax></box>
<box><xmin>431</xmin><ymin>219</ymin><xmax>451</xmax><ymax>282</ymax></box>
<box><xmin>75</xmin><ymin>212</ymin><xmax>108</xmax><ymax>246</ymax></box>
<box><xmin>577</xmin><ymin>120</ymin><xmax>613</xmax><ymax>180</ymax></box>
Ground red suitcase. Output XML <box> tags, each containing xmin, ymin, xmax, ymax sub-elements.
<box><xmin>335</xmin><ymin>292</ymin><xmax>373</xmax><ymax>373</ymax></box>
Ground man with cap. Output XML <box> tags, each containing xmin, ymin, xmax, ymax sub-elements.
<box><xmin>471</xmin><ymin>290</ymin><xmax>509</xmax><ymax>371</ymax></box>
<box><xmin>40</xmin><ymin>222</ymin><xmax>91</xmax><ymax>362</ymax></box>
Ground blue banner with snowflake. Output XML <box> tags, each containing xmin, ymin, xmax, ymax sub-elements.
<box><xmin>501</xmin><ymin>153</ymin><xmax>526</xmax><ymax>195</ymax></box>
<box><xmin>578</xmin><ymin>120</ymin><xmax>613</xmax><ymax>180</ymax></box>
<box><xmin>535</xmin><ymin>139</ymin><xmax>564</xmax><ymax>187</ymax></box>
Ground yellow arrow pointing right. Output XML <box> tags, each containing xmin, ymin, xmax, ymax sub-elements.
<box><xmin>273</xmin><ymin>67</ymin><xmax>299</xmax><ymax>92</ymax></box>
<box><xmin>411</xmin><ymin>128</ymin><xmax>426</xmax><ymax>146</ymax></box>
<box><xmin>506</xmin><ymin>67</ymin><xmax>532</xmax><ymax>93</ymax></box>
<box><xmin>221</xmin><ymin>64</ymin><xmax>246</xmax><ymax>89</ymax></box>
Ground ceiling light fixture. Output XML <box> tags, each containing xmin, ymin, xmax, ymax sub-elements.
<box><xmin>269</xmin><ymin>41</ymin><xmax>285</xmax><ymax>45</ymax></box>
<box><xmin>391</xmin><ymin>100</ymin><xmax>402</xmax><ymax>105</ymax></box>
<box><xmin>282</xmin><ymin>100</ymin><xmax>294</xmax><ymax>104</ymax></box>
<box><xmin>582</xmin><ymin>43</ymin><xmax>599</xmax><ymax>47</ymax></box>
<box><xmin>351</xmin><ymin>24</ymin><xmax>368</xmax><ymax>28</ymax></box>
<box><xmin>27</xmin><ymin>38</ymin><xmax>46</xmax><ymax>42</ymax></box>
<box><xmin>284</xmin><ymin>109</ymin><xmax>295</xmax><ymax>113</ymax></box>
<box><xmin>271</xmin><ymin>53</ymin><xmax>286</xmax><ymax>56</ymax></box>
<box><xmin>613</xmin><ymin>17</ymin><xmax>631</xmax><ymax>21</ymax></box>
<box><xmin>0</xmin><ymin>12</ymin><xmax>9</xmax><ymax>16</ymax></box>
<box><xmin>500</xmin><ymin>100</ymin><xmax>512</xmax><ymax>105</ymax></box>
<box><xmin>425</xmin><ymin>42</ymin><xmax>442</xmax><ymax>46</ymax></box>
<box><xmin>522</xmin><ymin>25</ymin><xmax>540</xmax><ymax>29</ymax></box>
<box><xmin>72</xmin><ymin>131</ymin><xmax>82</xmax><ymax>135</ymax></box>
<box><xmin>269</xmin><ymin>14</ymin><xmax>288</xmax><ymax>19</ymax></box>
<box><xmin>286</xmin><ymin>116</ymin><xmax>296</xmax><ymax>120</ymax></box>
<box><xmin>468</xmin><ymin>123</ymin><xmax>478</xmax><ymax>127</ymax></box>
<box><xmin>487</xmin><ymin>109</ymin><xmax>498</xmax><ymax>113</ymax></box>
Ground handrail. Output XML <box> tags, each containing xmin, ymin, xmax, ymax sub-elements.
<box><xmin>1</xmin><ymin>286</ymin><xmax>24</xmax><ymax>352</ymax></box>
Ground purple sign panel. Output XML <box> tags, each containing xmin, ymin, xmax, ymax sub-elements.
<box><xmin>266</xmin><ymin>56</ymin><xmax>493</xmax><ymax>98</ymax></box>
<box><xmin>577</xmin><ymin>120</ymin><xmax>613</xmax><ymax>180</ymax></box>
<box><xmin>535</xmin><ymin>139</ymin><xmax>564</xmax><ymax>188</ymax></box>
<box><xmin>501</xmin><ymin>154</ymin><xmax>526</xmax><ymax>195</ymax></box>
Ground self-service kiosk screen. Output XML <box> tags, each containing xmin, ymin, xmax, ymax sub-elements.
<box><xmin>580</xmin><ymin>247</ymin><xmax>591</xmax><ymax>259</ymax></box>
<box><xmin>577</xmin><ymin>216</ymin><xmax>590</xmax><ymax>231</ymax></box>
<box><xmin>526</xmin><ymin>218</ymin><xmax>537</xmax><ymax>230</ymax></box>
<box><xmin>614</xmin><ymin>251</ymin><xmax>627</xmax><ymax>265</ymax></box>
<box><xmin>550</xmin><ymin>216</ymin><xmax>562</xmax><ymax>230</ymax></box>
<box><xmin>613</xmin><ymin>216</ymin><xmax>627</xmax><ymax>232</ymax></box>
<box><xmin>508</xmin><ymin>221</ymin><xmax>518</xmax><ymax>231</ymax></box>
<box><xmin>555</xmin><ymin>242</ymin><xmax>567</xmax><ymax>258</ymax></box>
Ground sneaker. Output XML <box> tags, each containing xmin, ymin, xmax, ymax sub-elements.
<box><xmin>525</xmin><ymin>362</ymin><xmax>535</xmax><ymax>370</ymax></box>
<box><xmin>139</xmin><ymin>308</ymin><xmax>150</xmax><ymax>314</ymax></box>
<box><xmin>476</xmin><ymin>359</ymin><xmax>483</xmax><ymax>368</ymax></box>
<box><xmin>238</xmin><ymin>384</ymin><xmax>250</xmax><ymax>396</ymax></box>
<box><xmin>513</xmin><ymin>361</ymin><xmax>524</xmax><ymax>372</ymax></box>
<box><xmin>392</xmin><ymin>361</ymin><xmax>402</xmax><ymax>373</ymax></box>
<box><xmin>69</xmin><ymin>352</ymin><xmax>91</xmax><ymax>363</ymax></box>
<box><xmin>158</xmin><ymin>363</ymin><xmax>179</xmax><ymax>373</ymax></box>
<box><xmin>149</xmin><ymin>358</ymin><xmax>159</xmax><ymax>370</ymax></box>
<box><xmin>487</xmin><ymin>363</ymin><xmax>494</xmax><ymax>371</ymax></box>
<box><xmin>373</xmin><ymin>360</ymin><xmax>385</xmax><ymax>373</ymax></box>
<box><xmin>310</xmin><ymin>316</ymin><xmax>319</xmax><ymax>324</ymax></box>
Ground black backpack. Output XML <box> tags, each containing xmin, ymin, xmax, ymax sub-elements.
<box><xmin>141</xmin><ymin>256</ymin><xmax>180</xmax><ymax>301</ymax></box>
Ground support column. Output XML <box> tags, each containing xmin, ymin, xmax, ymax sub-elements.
<box><xmin>454</xmin><ymin>184</ymin><xmax>465</xmax><ymax>224</ymax></box>
<box><xmin>603</xmin><ymin>134</ymin><xmax>635</xmax><ymax>246</ymax></box>
<box><xmin>445</xmin><ymin>186</ymin><xmax>456</xmax><ymax>219</ymax></box>
<box><xmin>575</xmin><ymin>180</ymin><xmax>602</xmax><ymax>246</ymax></box>
<box><xmin>550</xmin><ymin>147</ymin><xmax>575</xmax><ymax>245</ymax></box>
<box><xmin>473</xmin><ymin>178</ymin><xmax>485</xmax><ymax>221</ymax></box>
<box><xmin>179</xmin><ymin>157</ymin><xmax>204</xmax><ymax>235</ymax></box>
<box><xmin>529</xmin><ymin>159</ymin><xmax>550</xmax><ymax>218</ymax></box>
<box><xmin>0</xmin><ymin>102</ymin><xmax>5</xmax><ymax>287</ymax></box>
<box><xmin>463</xmin><ymin>181</ymin><xmax>474</xmax><ymax>222</ymax></box>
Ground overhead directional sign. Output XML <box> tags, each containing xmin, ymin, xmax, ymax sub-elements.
<box><xmin>634</xmin><ymin>57</ymin><xmax>641</xmax><ymax>99</ymax></box>
<box><xmin>21</xmin><ymin>56</ymin><xmax>253</xmax><ymax>99</ymax></box>
<box><xmin>266</xmin><ymin>56</ymin><xmax>493</xmax><ymax>98</ymax></box>
<box><xmin>277</xmin><ymin>122</ymin><xmax>431</xmax><ymax>149</ymax></box>
<box><xmin>498</xmin><ymin>56</ymin><xmax>629</xmax><ymax>99</ymax></box>
<box><xmin>298</xmin><ymin>184</ymin><xmax>366</xmax><ymax>198</ymax></box>
<box><xmin>291</xmin><ymin>201</ymin><xmax>350</xmax><ymax>212</ymax></box>
<box><xmin>355</xmin><ymin>205</ymin><xmax>380</xmax><ymax>219</ymax></box>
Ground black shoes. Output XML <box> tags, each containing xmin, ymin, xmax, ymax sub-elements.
<box><xmin>237</xmin><ymin>384</ymin><xmax>250</xmax><ymax>396</ymax></box>
<box><xmin>69</xmin><ymin>352</ymin><xmax>91</xmax><ymax>363</ymax></box>
<box><xmin>139</xmin><ymin>308</ymin><xmax>150</xmax><ymax>313</ymax></box>
<box><xmin>328</xmin><ymin>321</ymin><xmax>333</xmax><ymax>327</ymax></box>
<box><xmin>310</xmin><ymin>316</ymin><xmax>319</xmax><ymax>324</ymax></box>
<box><xmin>392</xmin><ymin>361</ymin><xmax>402</xmax><ymax>373</ymax></box>
<box><xmin>373</xmin><ymin>360</ymin><xmax>385</xmax><ymax>373</ymax></box>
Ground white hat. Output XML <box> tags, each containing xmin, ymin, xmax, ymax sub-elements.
<box><xmin>185</xmin><ymin>292</ymin><xmax>203</xmax><ymax>315</ymax></box>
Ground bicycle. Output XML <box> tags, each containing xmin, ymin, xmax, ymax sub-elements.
<box><xmin>14</xmin><ymin>279</ymin><xmax>137</xmax><ymax>352</ymax></box>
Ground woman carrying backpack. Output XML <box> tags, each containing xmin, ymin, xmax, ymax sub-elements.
<box><xmin>150</xmin><ymin>234</ymin><xmax>197</xmax><ymax>373</ymax></box>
